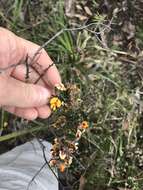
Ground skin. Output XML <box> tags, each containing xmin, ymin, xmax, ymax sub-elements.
<box><xmin>0</xmin><ymin>27</ymin><xmax>61</xmax><ymax>120</ymax></box>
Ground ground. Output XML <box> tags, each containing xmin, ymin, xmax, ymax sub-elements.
<box><xmin>0</xmin><ymin>0</ymin><xmax>143</xmax><ymax>190</ymax></box>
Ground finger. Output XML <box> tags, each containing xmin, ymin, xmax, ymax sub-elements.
<box><xmin>11</xmin><ymin>63</ymin><xmax>56</xmax><ymax>99</ymax></box>
<box><xmin>3</xmin><ymin>106</ymin><xmax>38</xmax><ymax>120</ymax></box>
<box><xmin>18</xmin><ymin>37</ymin><xmax>61</xmax><ymax>87</ymax></box>
<box><xmin>11</xmin><ymin>64</ymin><xmax>46</xmax><ymax>86</ymax></box>
<box><xmin>0</xmin><ymin>28</ymin><xmax>26</xmax><ymax>73</ymax></box>
<box><xmin>36</xmin><ymin>105</ymin><xmax>51</xmax><ymax>119</ymax></box>
<box><xmin>11</xmin><ymin>64</ymin><xmax>56</xmax><ymax>96</ymax></box>
<box><xmin>0</xmin><ymin>75</ymin><xmax>51</xmax><ymax>108</ymax></box>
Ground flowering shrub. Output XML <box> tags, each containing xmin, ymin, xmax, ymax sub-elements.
<box><xmin>49</xmin><ymin>84</ymin><xmax>89</xmax><ymax>172</ymax></box>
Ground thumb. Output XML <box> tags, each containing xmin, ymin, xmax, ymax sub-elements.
<box><xmin>0</xmin><ymin>76</ymin><xmax>51</xmax><ymax>108</ymax></box>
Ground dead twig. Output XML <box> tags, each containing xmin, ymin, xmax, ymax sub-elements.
<box><xmin>27</xmin><ymin>162</ymin><xmax>47</xmax><ymax>190</ymax></box>
<box><xmin>36</xmin><ymin>138</ymin><xmax>66</xmax><ymax>189</ymax></box>
<box><xmin>33</xmin><ymin>62</ymin><xmax>54</xmax><ymax>84</ymax></box>
<box><xmin>0</xmin><ymin>22</ymin><xmax>114</xmax><ymax>75</ymax></box>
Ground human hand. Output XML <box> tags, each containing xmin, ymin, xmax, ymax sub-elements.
<box><xmin>0</xmin><ymin>27</ymin><xmax>61</xmax><ymax>120</ymax></box>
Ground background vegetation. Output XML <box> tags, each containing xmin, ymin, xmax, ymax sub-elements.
<box><xmin>0</xmin><ymin>0</ymin><xmax>143</xmax><ymax>189</ymax></box>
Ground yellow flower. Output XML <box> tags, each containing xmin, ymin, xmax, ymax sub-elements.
<box><xmin>55</xmin><ymin>83</ymin><xmax>66</xmax><ymax>91</ymax></box>
<box><xmin>3</xmin><ymin>122</ymin><xmax>8</xmax><ymax>128</ymax></box>
<box><xmin>50</xmin><ymin>97</ymin><xmax>63</xmax><ymax>111</ymax></box>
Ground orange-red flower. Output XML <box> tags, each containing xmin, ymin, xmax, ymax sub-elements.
<box><xmin>59</xmin><ymin>163</ymin><xmax>66</xmax><ymax>172</ymax></box>
<box><xmin>81</xmin><ymin>121</ymin><xmax>89</xmax><ymax>129</ymax></box>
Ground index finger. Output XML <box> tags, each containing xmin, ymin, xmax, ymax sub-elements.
<box><xmin>19</xmin><ymin>37</ymin><xmax>61</xmax><ymax>87</ymax></box>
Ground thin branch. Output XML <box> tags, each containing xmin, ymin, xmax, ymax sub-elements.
<box><xmin>27</xmin><ymin>162</ymin><xmax>47</xmax><ymax>190</ymax></box>
<box><xmin>36</xmin><ymin>138</ymin><xmax>65</xmax><ymax>188</ymax></box>
<box><xmin>33</xmin><ymin>62</ymin><xmax>54</xmax><ymax>84</ymax></box>
<box><xmin>0</xmin><ymin>22</ymin><xmax>112</xmax><ymax>74</ymax></box>
<box><xmin>30</xmin><ymin>22</ymin><xmax>109</xmax><ymax>62</ymax></box>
